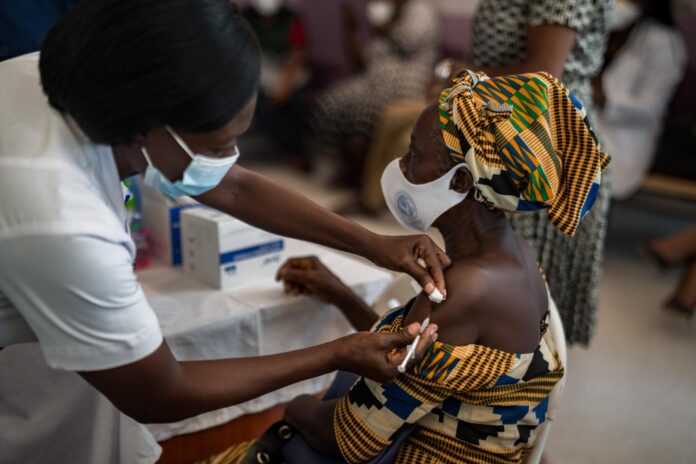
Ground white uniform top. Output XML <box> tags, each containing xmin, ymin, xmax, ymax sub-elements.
<box><xmin>0</xmin><ymin>53</ymin><xmax>162</xmax><ymax>463</ymax></box>
<box><xmin>0</xmin><ymin>53</ymin><xmax>162</xmax><ymax>369</ymax></box>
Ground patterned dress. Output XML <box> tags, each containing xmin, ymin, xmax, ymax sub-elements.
<box><xmin>471</xmin><ymin>0</ymin><xmax>614</xmax><ymax>345</ymax></box>
<box><xmin>334</xmin><ymin>297</ymin><xmax>565</xmax><ymax>464</ymax></box>
<box><xmin>311</xmin><ymin>0</ymin><xmax>439</xmax><ymax>150</ymax></box>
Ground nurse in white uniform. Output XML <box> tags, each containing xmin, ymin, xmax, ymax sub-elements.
<box><xmin>0</xmin><ymin>1</ymin><xmax>446</xmax><ymax>462</ymax></box>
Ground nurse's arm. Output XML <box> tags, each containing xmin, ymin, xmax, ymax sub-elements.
<box><xmin>79</xmin><ymin>324</ymin><xmax>436</xmax><ymax>424</ymax></box>
<box><xmin>197</xmin><ymin>166</ymin><xmax>451</xmax><ymax>297</ymax></box>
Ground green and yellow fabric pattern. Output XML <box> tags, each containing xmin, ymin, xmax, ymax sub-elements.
<box><xmin>438</xmin><ymin>70</ymin><xmax>610</xmax><ymax>236</ymax></box>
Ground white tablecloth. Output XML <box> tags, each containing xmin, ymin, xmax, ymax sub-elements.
<box><xmin>141</xmin><ymin>238</ymin><xmax>391</xmax><ymax>441</ymax></box>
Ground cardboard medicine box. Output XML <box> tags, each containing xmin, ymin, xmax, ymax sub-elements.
<box><xmin>138</xmin><ymin>181</ymin><xmax>202</xmax><ymax>266</ymax></box>
<box><xmin>181</xmin><ymin>208</ymin><xmax>285</xmax><ymax>289</ymax></box>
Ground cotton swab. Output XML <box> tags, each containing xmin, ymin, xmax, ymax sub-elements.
<box><xmin>416</xmin><ymin>258</ymin><xmax>446</xmax><ymax>304</ymax></box>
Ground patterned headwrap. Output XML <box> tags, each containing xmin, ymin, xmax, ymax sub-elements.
<box><xmin>438</xmin><ymin>70</ymin><xmax>610</xmax><ymax>236</ymax></box>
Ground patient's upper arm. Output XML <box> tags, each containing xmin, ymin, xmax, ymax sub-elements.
<box><xmin>411</xmin><ymin>263</ymin><xmax>487</xmax><ymax>346</ymax></box>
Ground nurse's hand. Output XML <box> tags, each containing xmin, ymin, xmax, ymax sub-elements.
<box><xmin>336</xmin><ymin>322</ymin><xmax>438</xmax><ymax>383</ymax></box>
<box><xmin>369</xmin><ymin>234</ymin><xmax>451</xmax><ymax>299</ymax></box>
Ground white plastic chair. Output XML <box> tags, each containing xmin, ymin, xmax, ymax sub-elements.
<box><xmin>525</xmin><ymin>297</ymin><xmax>568</xmax><ymax>464</ymax></box>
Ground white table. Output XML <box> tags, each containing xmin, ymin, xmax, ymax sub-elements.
<box><xmin>141</xmin><ymin>238</ymin><xmax>392</xmax><ymax>441</ymax></box>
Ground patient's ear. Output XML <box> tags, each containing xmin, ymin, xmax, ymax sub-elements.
<box><xmin>450</xmin><ymin>167</ymin><xmax>473</xmax><ymax>194</ymax></box>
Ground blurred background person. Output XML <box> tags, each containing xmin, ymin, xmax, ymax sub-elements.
<box><xmin>310</xmin><ymin>0</ymin><xmax>439</xmax><ymax>187</ymax></box>
<box><xmin>243</xmin><ymin>0</ymin><xmax>312</xmax><ymax>166</ymax></box>
<box><xmin>593</xmin><ymin>0</ymin><xmax>687</xmax><ymax>200</ymax></box>
<box><xmin>468</xmin><ymin>0</ymin><xmax>612</xmax><ymax>108</ymax></box>
<box><xmin>467</xmin><ymin>0</ymin><xmax>614</xmax><ymax>346</ymax></box>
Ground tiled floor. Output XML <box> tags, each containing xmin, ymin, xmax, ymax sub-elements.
<box><xmin>248</xmin><ymin>160</ymin><xmax>696</xmax><ymax>463</ymax></box>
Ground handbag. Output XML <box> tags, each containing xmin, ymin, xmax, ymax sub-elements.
<box><xmin>239</xmin><ymin>421</ymin><xmax>295</xmax><ymax>464</ymax></box>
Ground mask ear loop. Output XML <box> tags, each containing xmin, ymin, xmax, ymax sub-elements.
<box><xmin>140</xmin><ymin>145</ymin><xmax>155</xmax><ymax>167</ymax></box>
<box><xmin>165</xmin><ymin>126</ymin><xmax>196</xmax><ymax>160</ymax></box>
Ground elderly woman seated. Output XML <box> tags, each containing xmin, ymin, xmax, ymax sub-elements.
<box><xmin>281</xmin><ymin>71</ymin><xmax>609</xmax><ymax>464</ymax></box>
<box><xmin>215</xmin><ymin>70</ymin><xmax>609</xmax><ymax>464</ymax></box>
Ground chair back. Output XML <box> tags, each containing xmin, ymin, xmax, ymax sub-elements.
<box><xmin>524</xmin><ymin>296</ymin><xmax>568</xmax><ymax>464</ymax></box>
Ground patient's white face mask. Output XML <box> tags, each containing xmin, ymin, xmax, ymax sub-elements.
<box><xmin>381</xmin><ymin>158</ymin><xmax>470</xmax><ymax>232</ymax></box>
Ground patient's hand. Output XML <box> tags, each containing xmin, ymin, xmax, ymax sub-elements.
<box><xmin>276</xmin><ymin>256</ymin><xmax>348</xmax><ymax>304</ymax></box>
<box><xmin>276</xmin><ymin>256</ymin><xmax>381</xmax><ymax>331</ymax></box>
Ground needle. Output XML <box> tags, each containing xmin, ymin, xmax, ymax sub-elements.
<box><xmin>397</xmin><ymin>317</ymin><xmax>430</xmax><ymax>374</ymax></box>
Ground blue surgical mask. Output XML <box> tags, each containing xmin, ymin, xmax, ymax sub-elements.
<box><xmin>142</xmin><ymin>126</ymin><xmax>240</xmax><ymax>198</ymax></box>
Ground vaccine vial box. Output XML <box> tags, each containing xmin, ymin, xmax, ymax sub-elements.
<box><xmin>138</xmin><ymin>181</ymin><xmax>202</xmax><ymax>266</ymax></box>
<box><xmin>181</xmin><ymin>208</ymin><xmax>285</xmax><ymax>289</ymax></box>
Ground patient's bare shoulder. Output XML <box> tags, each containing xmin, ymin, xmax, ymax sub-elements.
<box><xmin>406</xmin><ymin>261</ymin><xmax>491</xmax><ymax>347</ymax></box>
<box><xmin>408</xmin><ymin>254</ymin><xmax>546</xmax><ymax>351</ymax></box>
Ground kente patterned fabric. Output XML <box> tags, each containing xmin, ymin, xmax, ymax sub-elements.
<box><xmin>333</xmin><ymin>298</ymin><xmax>565</xmax><ymax>464</ymax></box>
<box><xmin>438</xmin><ymin>70</ymin><xmax>610</xmax><ymax>236</ymax></box>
